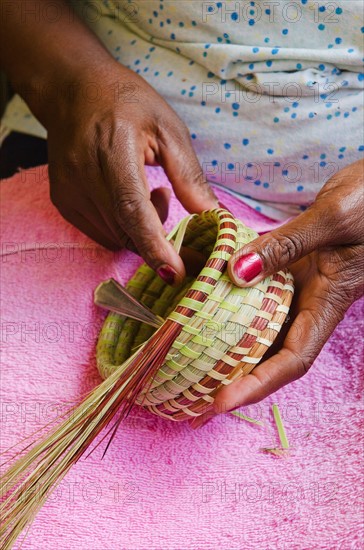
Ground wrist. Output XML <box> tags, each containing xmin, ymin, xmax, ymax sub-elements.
<box><xmin>1</xmin><ymin>0</ymin><xmax>120</xmax><ymax>128</ymax></box>
<box><xmin>17</xmin><ymin>57</ymin><xmax>123</xmax><ymax>129</ymax></box>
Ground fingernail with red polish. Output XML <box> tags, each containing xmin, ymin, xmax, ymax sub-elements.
<box><xmin>157</xmin><ymin>265</ymin><xmax>177</xmax><ymax>285</ymax></box>
<box><xmin>233</xmin><ymin>253</ymin><xmax>263</xmax><ymax>283</ymax></box>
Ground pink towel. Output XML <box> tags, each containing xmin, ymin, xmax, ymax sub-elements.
<box><xmin>1</xmin><ymin>166</ymin><xmax>363</xmax><ymax>550</ymax></box>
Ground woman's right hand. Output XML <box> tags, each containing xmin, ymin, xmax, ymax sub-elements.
<box><xmin>45</xmin><ymin>60</ymin><xmax>217</xmax><ymax>285</ymax></box>
<box><xmin>1</xmin><ymin>1</ymin><xmax>217</xmax><ymax>285</ymax></box>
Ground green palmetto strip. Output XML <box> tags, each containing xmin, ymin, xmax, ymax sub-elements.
<box><xmin>272</xmin><ymin>404</ymin><xmax>289</xmax><ymax>449</ymax></box>
<box><xmin>167</xmin><ymin>214</ymin><xmax>195</xmax><ymax>254</ymax></box>
<box><xmin>230</xmin><ymin>410</ymin><xmax>264</xmax><ymax>426</ymax></box>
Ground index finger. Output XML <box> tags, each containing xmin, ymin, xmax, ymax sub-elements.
<box><xmin>99</xmin><ymin>138</ymin><xmax>186</xmax><ymax>283</ymax></box>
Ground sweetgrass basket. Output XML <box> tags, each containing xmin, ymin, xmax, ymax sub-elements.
<box><xmin>96</xmin><ymin>208</ymin><xmax>294</xmax><ymax>421</ymax></box>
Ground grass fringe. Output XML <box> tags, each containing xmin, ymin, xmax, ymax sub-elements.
<box><xmin>0</xmin><ymin>321</ymin><xmax>180</xmax><ymax>550</ymax></box>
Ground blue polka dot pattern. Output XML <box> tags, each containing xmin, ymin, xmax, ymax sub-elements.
<box><xmin>2</xmin><ymin>0</ymin><xmax>363</xmax><ymax>220</ymax></box>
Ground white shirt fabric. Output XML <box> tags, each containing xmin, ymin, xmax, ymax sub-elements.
<box><xmin>2</xmin><ymin>0</ymin><xmax>364</xmax><ymax>219</ymax></box>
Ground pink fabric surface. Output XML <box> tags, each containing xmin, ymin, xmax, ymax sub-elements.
<box><xmin>1</xmin><ymin>166</ymin><xmax>363</xmax><ymax>550</ymax></box>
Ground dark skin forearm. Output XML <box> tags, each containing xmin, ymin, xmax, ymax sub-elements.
<box><xmin>0</xmin><ymin>0</ymin><xmax>116</xmax><ymax>125</ymax></box>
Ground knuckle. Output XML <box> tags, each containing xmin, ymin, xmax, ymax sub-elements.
<box><xmin>190</xmin><ymin>165</ymin><xmax>207</xmax><ymax>187</ymax></box>
<box><xmin>176</xmin><ymin>120</ymin><xmax>191</xmax><ymax>142</ymax></box>
<box><xmin>317</xmin><ymin>186</ymin><xmax>364</xmax><ymax>244</ymax></box>
<box><xmin>121</xmin><ymin>234</ymin><xmax>136</xmax><ymax>252</ymax></box>
<box><xmin>327</xmin><ymin>283</ymin><xmax>356</xmax><ymax>317</ymax></box>
<box><xmin>180</xmin><ymin>162</ymin><xmax>205</xmax><ymax>187</ymax></box>
<box><xmin>136</xmin><ymin>239</ymin><xmax>164</xmax><ymax>264</ymax></box>
<box><xmin>255</xmin><ymin>367</ymin><xmax>275</xmax><ymax>393</ymax></box>
<box><xmin>290</xmin><ymin>348</ymin><xmax>313</xmax><ymax>377</ymax></box>
<box><xmin>262</xmin><ymin>233</ymin><xmax>303</xmax><ymax>267</ymax></box>
<box><xmin>97</xmin><ymin>118</ymin><xmax>137</xmax><ymax>160</ymax></box>
<box><xmin>112</xmin><ymin>193</ymin><xmax>163</xmax><ymax>262</ymax></box>
<box><xmin>113</xmin><ymin>190</ymin><xmax>143</xmax><ymax>221</ymax></box>
<box><xmin>159</xmin><ymin>115</ymin><xmax>191</xmax><ymax>151</ymax></box>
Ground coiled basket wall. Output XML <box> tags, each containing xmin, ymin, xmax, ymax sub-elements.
<box><xmin>96</xmin><ymin>208</ymin><xmax>294</xmax><ymax>421</ymax></box>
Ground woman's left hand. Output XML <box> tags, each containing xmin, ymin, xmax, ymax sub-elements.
<box><xmin>190</xmin><ymin>159</ymin><xmax>364</xmax><ymax>429</ymax></box>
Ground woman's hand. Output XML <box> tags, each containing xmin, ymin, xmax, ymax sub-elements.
<box><xmin>46</xmin><ymin>61</ymin><xmax>217</xmax><ymax>285</ymax></box>
<box><xmin>191</xmin><ymin>160</ymin><xmax>364</xmax><ymax>428</ymax></box>
<box><xmin>1</xmin><ymin>0</ymin><xmax>217</xmax><ymax>286</ymax></box>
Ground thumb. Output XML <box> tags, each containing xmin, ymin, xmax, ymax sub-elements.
<box><xmin>158</xmin><ymin>125</ymin><xmax>219</xmax><ymax>213</ymax></box>
<box><xmin>228</xmin><ymin>205</ymin><xmax>335</xmax><ymax>287</ymax></box>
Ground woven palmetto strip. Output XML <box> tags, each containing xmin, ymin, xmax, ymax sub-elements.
<box><xmin>97</xmin><ymin>209</ymin><xmax>294</xmax><ymax>421</ymax></box>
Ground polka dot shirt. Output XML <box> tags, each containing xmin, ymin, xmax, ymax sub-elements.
<box><xmin>3</xmin><ymin>0</ymin><xmax>364</xmax><ymax>218</ymax></box>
